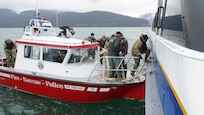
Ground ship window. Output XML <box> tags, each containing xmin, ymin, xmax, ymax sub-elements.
<box><xmin>68</xmin><ymin>48</ymin><xmax>90</xmax><ymax>63</ymax></box>
<box><xmin>43</xmin><ymin>48</ymin><xmax>67</xmax><ymax>63</ymax></box>
<box><xmin>162</xmin><ymin>0</ymin><xmax>184</xmax><ymax>40</ymax></box>
<box><xmin>24</xmin><ymin>46</ymin><xmax>40</xmax><ymax>60</ymax></box>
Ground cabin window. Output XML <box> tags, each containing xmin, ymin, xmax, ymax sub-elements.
<box><xmin>43</xmin><ymin>48</ymin><xmax>67</xmax><ymax>63</ymax></box>
<box><xmin>68</xmin><ymin>48</ymin><xmax>90</xmax><ymax>63</ymax></box>
<box><xmin>24</xmin><ymin>46</ymin><xmax>40</xmax><ymax>60</ymax></box>
<box><xmin>162</xmin><ymin>0</ymin><xmax>184</xmax><ymax>39</ymax></box>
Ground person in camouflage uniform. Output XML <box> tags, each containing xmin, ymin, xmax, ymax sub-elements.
<box><xmin>84</xmin><ymin>33</ymin><xmax>97</xmax><ymax>59</ymax></box>
<box><xmin>131</xmin><ymin>34</ymin><xmax>151</xmax><ymax>76</ymax></box>
<box><xmin>4</xmin><ymin>39</ymin><xmax>16</xmax><ymax>67</ymax></box>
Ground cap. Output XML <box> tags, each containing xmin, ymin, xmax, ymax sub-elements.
<box><xmin>91</xmin><ymin>33</ymin><xmax>94</xmax><ymax>36</ymax></box>
<box><xmin>142</xmin><ymin>34</ymin><xmax>148</xmax><ymax>40</ymax></box>
<box><xmin>116</xmin><ymin>31</ymin><xmax>122</xmax><ymax>35</ymax></box>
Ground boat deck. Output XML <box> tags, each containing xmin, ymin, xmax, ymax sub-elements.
<box><xmin>145</xmin><ymin>62</ymin><xmax>164</xmax><ymax>115</ymax></box>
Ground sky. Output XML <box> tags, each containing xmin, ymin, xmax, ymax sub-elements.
<box><xmin>0</xmin><ymin>0</ymin><xmax>158</xmax><ymax>18</ymax></box>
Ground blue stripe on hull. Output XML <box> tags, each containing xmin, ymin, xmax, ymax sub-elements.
<box><xmin>152</xmin><ymin>51</ymin><xmax>183</xmax><ymax>115</ymax></box>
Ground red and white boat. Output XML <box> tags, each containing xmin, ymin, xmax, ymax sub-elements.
<box><xmin>0</xmin><ymin>11</ymin><xmax>145</xmax><ymax>103</ymax></box>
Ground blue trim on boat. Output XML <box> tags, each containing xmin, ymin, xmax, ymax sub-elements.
<box><xmin>152</xmin><ymin>51</ymin><xmax>183</xmax><ymax>115</ymax></box>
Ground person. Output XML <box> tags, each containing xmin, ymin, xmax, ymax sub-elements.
<box><xmin>108</xmin><ymin>31</ymin><xmax>123</xmax><ymax>81</ymax></box>
<box><xmin>131</xmin><ymin>34</ymin><xmax>151</xmax><ymax>76</ymax></box>
<box><xmin>104</xmin><ymin>34</ymin><xmax>114</xmax><ymax>51</ymax></box>
<box><xmin>97</xmin><ymin>35</ymin><xmax>107</xmax><ymax>64</ymax></box>
<box><xmin>119</xmin><ymin>34</ymin><xmax>128</xmax><ymax>57</ymax></box>
<box><xmin>119</xmin><ymin>34</ymin><xmax>128</xmax><ymax>78</ymax></box>
<box><xmin>4</xmin><ymin>39</ymin><xmax>16</xmax><ymax>67</ymax></box>
<box><xmin>85</xmin><ymin>33</ymin><xmax>97</xmax><ymax>59</ymax></box>
<box><xmin>99</xmin><ymin>34</ymin><xmax>114</xmax><ymax>75</ymax></box>
<box><xmin>87</xmin><ymin>33</ymin><xmax>96</xmax><ymax>43</ymax></box>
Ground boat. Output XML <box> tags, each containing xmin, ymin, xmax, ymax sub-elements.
<box><xmin>148</xmin><ymin>0</ymin><xmax>204</xmax><ymax>114</ymax></box>
<box><xmin>0</xmin><ymin>10</ymin><xmax>145</xmax><ymax>103</ymax></box>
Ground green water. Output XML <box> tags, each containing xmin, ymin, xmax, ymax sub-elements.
<box><xmin>0</xmin><ymin>86</ymin><xmax>144</xmax><ymax>115</ymax></box>
<box><xmin>0</xmin><ymin>27</ymin><xmax>149</xmax><ymax>115</ymax></box>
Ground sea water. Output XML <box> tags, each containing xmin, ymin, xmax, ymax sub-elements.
<box><xmin>0</xmin><ymin>27</ymin><xmax>149</xmax><ymax>115</ymax></box>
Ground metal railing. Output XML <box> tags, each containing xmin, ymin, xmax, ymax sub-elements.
<box><xmin>0</xmin><ymin>52</ymin><xmax>4</xmax><ymax>66</ymax></box>
<box><xmin>87</xmin><ymin>55</ymin><xmax>145</xmax><ymax>82</ymax></box>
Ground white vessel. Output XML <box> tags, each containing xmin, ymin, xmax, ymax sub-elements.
<box><xmin>149</xmin><ymin>0</ymin><xmax>204</xmax><ymax>114</ymax></box>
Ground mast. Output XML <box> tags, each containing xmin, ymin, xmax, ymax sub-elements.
<box><xmin>55</xmin><ymin>0</ymin><xmax>59</xmax><ymax>27</ymax></box>
<box><xmin>34</xmin><ymin>0</ymin><xmax>40</xmax><ymax>17</ymax></box>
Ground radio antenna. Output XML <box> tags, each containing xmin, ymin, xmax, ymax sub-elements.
<box><xmin>34</xmin><ymin>0</ymin><xmax>40</xmax><ymax>17</ymax></box>
<box><xmin>55</xmin><ymin>0</ymin><xmax>59</xmax><ymax>27</ymax></box>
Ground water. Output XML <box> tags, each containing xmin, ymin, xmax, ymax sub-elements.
<box><xmin>0</xmin><ymin>27</ymin><xmax>150</xmax><ymax>115</ymax></box>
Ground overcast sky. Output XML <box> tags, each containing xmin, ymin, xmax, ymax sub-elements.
<box><xmin>0</xmin><ymin>0</ymin><xmax>157</xmax><ymax>18</ymax></box>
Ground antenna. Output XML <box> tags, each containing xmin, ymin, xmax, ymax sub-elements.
<box><xmin>34</xmin><ymin>0</ymin><xmax>40</xmax><ymax>17</ymax></box>
<box><xmin>55</xmin><ymin>0</ymin><xmax>59</xmax><ymax>27</ymax></box>
<box><xmin>56</xmin><ymin>10</ymin><xmax>59</xmax><ymax>27</ymax></box>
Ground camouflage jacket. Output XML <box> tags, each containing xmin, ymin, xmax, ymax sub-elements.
<box><xmin>131</xmin><ymin>37</ymin><xmax>147</xmax><ymax>56</ymax></box>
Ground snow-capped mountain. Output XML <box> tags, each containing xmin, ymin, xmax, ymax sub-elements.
<box><xmin>139</xmin><ymin>13</ymin><xmax>155</xmax><ymax>25</ymax></box>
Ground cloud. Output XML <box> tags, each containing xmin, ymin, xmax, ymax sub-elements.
<box><xmin>0</xmin><ymin>0</ymin><xmax>157</xmax><ymax>17</ymax></box>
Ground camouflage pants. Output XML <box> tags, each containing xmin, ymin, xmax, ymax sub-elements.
<box><xmin>132</xmin><ymin>48</ymin><xmax>150</xmax><ymax>72</ymax></box>
<box><xmin>5</xmin><ymin>49</ymin><xmax>16</xmax><ymax>67</ymax></box>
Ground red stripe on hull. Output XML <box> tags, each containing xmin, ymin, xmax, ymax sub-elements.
<box><xmin>0</xmin><ymin>70</ymin><xmax>144</xmax><ymax>103</ymax></box>
<box><xmin>15</xmin><ymin>40</ymin><xmax>99</xmax><ymax>49</ymax></box>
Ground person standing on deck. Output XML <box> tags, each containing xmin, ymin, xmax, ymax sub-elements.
<box><xmin>4</xmin><ymin>39</ymin><xmax>16</xmax><ymax>67</ymax></box>
<box><xmin>100</xmin><ymin>34</ymin><xmax>114</xmax><ymax>76</ymax></box>
<box><xmin>119</xmin><ymin>34</ymin><xmax>128</xmax><ymax>78</ymax></box>
<box><xmin>84</xmin><ymin>33</ymin><xmax>97</xmax><ymax>59</ymax></box>
<box><xmin>131</xmin><ymin>34</ymin><xmax>151</xmax><ymax>76</ymax></box>
<box><xmin>97</xmin><ymin>35</ymin><xmax>108</xmax><ymax>64</ymax></box>
<box><xmin>108</xmin><ymin>31</ymin><xmax>123</xmax><ymax>81</ymax></box>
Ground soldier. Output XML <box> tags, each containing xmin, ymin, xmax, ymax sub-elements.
<box><xmin>131</xmin><ymin>34</ymin><xmax>151</xmax><ymax>76</ymax></box>
<box><xmin>4</xmin><ymin>39</ymin><xmax>16</xmax><ymax>67</ymax></box>
<box><xmin>85</xmin><ymin>33</ymin><xmax>97</xmax><ymax>59</ymax></box>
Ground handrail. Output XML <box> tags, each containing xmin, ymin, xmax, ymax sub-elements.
<box><xmin>87</xmin><ymin>56</ymin><xmax>141</xmax><ymax>82</ymax></box>
<box><xmin>0</xmin><ymin>52</ymin><xmax>4</xmax><ymax>66</ymax></box>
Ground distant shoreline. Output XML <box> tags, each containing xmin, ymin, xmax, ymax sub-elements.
<box><xmin>0</xmin><ymin>9</ymin><xmax>150</xmax><ymax>28</ymax></box>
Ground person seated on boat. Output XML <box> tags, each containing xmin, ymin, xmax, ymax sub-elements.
<box><xmin>84</xmin><ymin>33</ymin><xmax>97</xmax><ymax>59</ymax></box>
<box><xmin>119</xmin><ymin>33</ymin><xmax>128</xmax><ymax>78</ymax></box>
<box><xmin>108</xmin><ymin>31</ymin><xmax>124</xmax><ymax>81</ymax></box>
<box><xmin>131</xmin><ymin>34</ymin><xmax>151</xmax><ymax>76</ymax></box>
<box><xmin>4</xmin><ymin>39</ymin><xmax>16</xmax><ymax>67</ymax></box>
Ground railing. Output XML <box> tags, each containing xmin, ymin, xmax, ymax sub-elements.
<box><xmin>87</xmin><ymin>55</ymin><xmax>146</xmax><ymax>82</ymax></box>
<box><xmin>0</xmin><ymin>52</ymin><xmax>4</xmax><ymax>66</ymax></box>
<box><xmin>23</xmin><ymin>26</ymin><xmax>57</xmax><ymax>37</ymax></box>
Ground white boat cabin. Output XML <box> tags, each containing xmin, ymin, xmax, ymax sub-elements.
<box><xmin>14</xmin><ymin>16</ymin><xmax>102</xmax><ymax>81</ymax></box>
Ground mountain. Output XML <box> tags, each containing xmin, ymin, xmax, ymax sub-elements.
<box><xmin>0</xmin><ymin>9</ymin><xmax>149</xmax><ymax>27</ymax></box>
<box><xmin>139</xmin><ymin>13</ymin><xmax>155</xmax><ymax>25</ymax></box>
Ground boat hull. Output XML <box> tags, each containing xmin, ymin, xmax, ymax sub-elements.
<box><xmin>0</xmin><ymin>69</ymin><xmax>145</xmax><ymax>103</ymax></box>
<box><xmin>150</xmin><ymin>30</ymin><xmax>204</xmax><ymax>114</ymax></box>
<box><xmin>151</xmin><ymin>49</ymin><xmax>182</xmax><ymax>115</ymax></box>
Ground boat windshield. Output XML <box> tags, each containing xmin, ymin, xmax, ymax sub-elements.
<box><xmin>68</xmin><ymin>48</ymin><xmax>93</xmax><ymax>63</ymax></box>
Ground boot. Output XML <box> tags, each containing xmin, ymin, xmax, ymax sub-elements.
<box><xmin>145</xmin><ymin>58</ymin><xmax>152</xmax><ymax>63</ymax></box>
<box><xmin>116</xmin><ymin>77</ymin><xmax>124</xmax><ymax>81</ymax></box>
